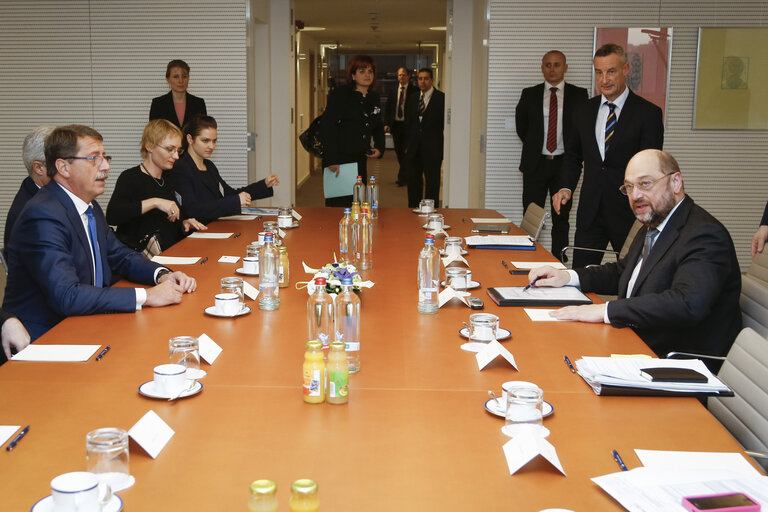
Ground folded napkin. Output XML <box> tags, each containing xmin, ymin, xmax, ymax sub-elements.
<box><xmin>438</xmin><ymin>287</ymin><xmax>471</xmax><ymax>307</ymax></box>
<box><xmin>442</xmin><ymin>253</ymin><xmax>469</xmax><ymax>267</ymax></box>
<box><xmin>428</xmin><ymin>228</ymin><xmax>449</xmax><ymax>238</ymax></box>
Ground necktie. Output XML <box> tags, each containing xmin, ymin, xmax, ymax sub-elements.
<box><xmin>546</xmin><ymin>87</ymin><xmax>558</xmax><ymax>153</ymax></box>
<box><xmin>418</xmin><ymin>93</ymin><xmax>425</xmax><ymax>116</ymax></box>
<box><xmin>85</xmin><ymin>206</ymin><xmax>104</xmax><ymax>287</ymax></box>
<box><xmin>641</xmin><ymin>228</ymin><xmax>659</xmax><ymax>266</ymax></box>
<box><xmin>604</xmin><ymin>102</ymin><xmax>617</xmax><ymax>155</ymax></box>
<box><xmin>397</xmin><ymin>86</ymin><xmax>405</xmax><ymax>119</ymax></box>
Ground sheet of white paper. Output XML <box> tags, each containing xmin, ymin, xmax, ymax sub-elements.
<box><xmin>438</xmin><ymin>287</ymin><xmax>470</xmax><ymax>307</ymax></box>
<box><xmin>635</xmin><ymin>449</ymin><xmax>760</xmax><ymax>477</ymax></box>
<box><xmin>0</xmin><ymin>426</ymin><xmax>21</xmax><ymax>447</ymax></box>
<box><xmin>243</xmin><ymin>281</ymin><xmax>259</xmax><ymax>300</ymax></box>
<box><xmin>510</xmin><ymin>261</ymin><xmax>567</xmax><ymax>270</ymax></box>
<box><xmin>197</xmin><ymin>334</ymin><xmax>223</xmax><ymax>365</ymax></box>
<box><xmin>470</xmin><ymin>217</ymin><xmax>511</xmax><ymax>223</ymax></box>
<box><xmin>476</xmin><ymin>339</ymin><xmax>518</xmax><ymax>370</ymax></box>
<box><xmin>610</xmin><ymin>354</ymin><xmax>653</xmax><ymax>359</ymax></box>
<box><xmin>465</xmin><ymin>235</ymin><xmax>534</xmax><ymax>247</ymax></box>
<box><xmin>503</xmin><ymin>431</ymin><xmax>566</xmax><ymax>475</ymax></box>
<box><xmin>187</xmin><ymin>232</ymin><xmax>233</xmax><ymax>239</ymax></box>
<box><xmin>151</xmin><ymin>256</ymin><xmax>201</xmax><ymax>265</ymax></box>
<box><xmin>291</xmin><ymin>209</ymin><xmax>302</xmax><ymax>220</ymax></box>
<box><xmin>219</xmin><ymin>215</ymin><xmax>258</xmax><ymax>221</ymax></box>
<box><xmin>278</xmin><ymin>228</ymin><xmax>286</xmax><ymax>238</ymax></box>
<box><xmin>129</xmin><ymin>410</ymin><xmax>175</xmax><ymax>459</ymax></box>
<box><xmin>524</xmin><ymin>308</ymin><xmax>569</xmax><ymax>322</ymax></box>
<box><xmin>11</xmin><ymin>344</ymin><xmax>101</xmax><ymax>362</ymax></box>
<box><xmin>218</xmin><ymin>256</ymin><xmax>240</xmax><ymax>263</ymax></box>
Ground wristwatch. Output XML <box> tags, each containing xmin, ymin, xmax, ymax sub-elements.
<box><xmin>156</xmin><ymin>268</ymin><xmax>173</xmax><ymax>283</ymax></box>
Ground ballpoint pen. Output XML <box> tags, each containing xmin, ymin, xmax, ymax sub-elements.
<box><xmin>200</xmin><ymin>257</ymin><xmax>208</xmax><ymax>265</ymax></box>
<box><xmin>612</xmin><ymin>450</ymin><xmax>628</xmax><ymax>471</ymax></box>
<box><xmin>233</xmin><ymin>232</ymin><xmax>241</xmax><ymax>238</ymax></box>
<box><xmin>95</xmin><ymin>345</ymin><xmax>110</xmax><ymax>361</ymax></box>
<box><xmin>563</xmin><ymin>355</ymin><xmax>576</xmax><ymax>373</ymax></box>
<box><xmin>6</xmin><ymin>425</ymin><xmax>29</xmax><ymax>451</ymax></box>
<box><xmin>501</xmin><ymin>260</ymin><xmax>508</xmax><ymax>268</ymax></box>
<box><xmin>523</xmin><ymin>277</ymin><xmax>538</xmax><ymax>292</ymax></box>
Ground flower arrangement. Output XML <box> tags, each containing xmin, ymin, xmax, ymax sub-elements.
<box><xmin>297</xmin><ymin>258</ymin><xmax>374</xmax><ymax>295</ymax></box>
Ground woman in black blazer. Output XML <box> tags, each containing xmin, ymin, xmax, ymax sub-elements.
<box><xmin>319</xmin><ymin>54</ymin><xmax>385</xmax><ymax>207</ymax></box>
<box><xmin>149</xmin><ymin>59</ymin><xmax>207</xmax><ymax>129</ymax></box>
<box><xmin>169</xmin><ymin>115</ymin><xmax>279</xmax><ymax>224</ymax></box>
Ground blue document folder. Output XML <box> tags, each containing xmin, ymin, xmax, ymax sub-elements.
<box><xmin>323</xmin><ymin>163</ymin><xmax>358</xmax><ymax>198</ymax></box>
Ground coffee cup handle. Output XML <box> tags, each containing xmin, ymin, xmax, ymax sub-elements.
<box><xmin>98</xmin><ymin>481</ymin><xmax>112</xmax><ymax>507</ymax></box>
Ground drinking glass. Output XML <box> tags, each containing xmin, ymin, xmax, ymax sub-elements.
<box><xmin>468</xmin><ymin>312</ymin><xmax>499</xmax><ymax>342</ymax></box>
<box><xmin>221</xmin><ymin>276</ymin><xmax>244</xmax><ymax>310</ymax></box>
<box><xmin>504</xmin><ymin>385</ymin><xmax>544</xmax><ymax>437</ymax></box>
<box><xmin>86</xmin><ymin>428</ymin><xmax>131</xmax><ymax>491</ymax></box>
<box><xmin>169</xmin><ymin>336</ymin><xmax>200</xmax><ymax>380</ymax></box>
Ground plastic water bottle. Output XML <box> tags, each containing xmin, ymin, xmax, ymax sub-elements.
<box><xmin>358</xmin><ymin>208</ymin><xmax>373</xmax><ymax>270</ymax></box>
<box><xmin>335</xmin><ymin>276</ymin><xmax>361</xmax><ymax>373</ymax></box>
<box><xmin>352</xmin><ymin>175</ymin><xmax>365</xmax><ymax>204</ymax></box>
<box><xmin>307</xmin><ymin>276</ymin><xmax>334</xmax><ymax>356</ymax></box>
<box><xmin>258</xmin><ymin>233</ymin><xmax>279</xmax><ymax>310</ymax></box>
<box><xmin>418</xmin><ymin>234</ymin><xmax>439</xmax><ymax>314</ymax></box>
<box><xmin>339</xmin><ymin>208</ymin><xmax>354</xmax><ymax>265</ymax></box>
<box><xmin>366</xmin><ymin>176</ymin><xmax>379</xmax><ymax>219</ymax></box>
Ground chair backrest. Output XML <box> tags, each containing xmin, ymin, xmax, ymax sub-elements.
<box><xmin>741</xmin><ymin>274</ymin><xmax>768</xmax><ymax>339</ymax></box>
<box><xmin>746</xmin><ymin>250</ymin><xmax>768</xmax><ymax>286</ymax></box>
<box><xmin>520</xmin><ymin>203</ymin><xmax>549</xmax><ymax>241</ymax></box>
<box><xmin>708</xmin><ymin>327</ymin><xmax>768</xmax><ymax>468</ymax></box>
<box><xmin>618</xmin><ymin>220</ymin><xmax>644</xmax><ymax>260</ymax></box>
<box><xmin>0</xmin><ymin>250</ymin><xmax>6</xmax><ymax>305</ymax></box>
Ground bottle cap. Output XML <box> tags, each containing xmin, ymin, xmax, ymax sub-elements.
<box><xmin>278</xmin><ymin>246</ymin><xmax>287</xmax><ymax>253</ymax></box>
<box><xmin>306</xmin><ymin>340</ymin><xmax>322</xmax><ymax>350</ymax></box>
<box><xmin>341</xmin><ymin>276</ymin><xmax>353</xmax><ymax>285</ymax></box>
<box><xmin>344</xmin><ymin>207</ymin><xmax>351</xmax><ymax>213</ymax></box>
<box><xmin>291</xmin><ymin>479</ymin><xmax>318</xmax><ymax>494</ymax></box>
<box><xmin>330</xmin><ymin>341</ymin><xmax>345</xmax><ymax>351</ymax></box>
<box><xmin>250</xmin><ymin>480</ymin><xmax>277</xmax><ymax>495</ymax></box>
<box><xmin>315</xmin><ymin>277</ymin><xmax>327</xmax><ymax>285</ymax></box>
<box><xmin>264</xmin><ymin>233</ymin><xmax>273</xmax><ymax>242</ymax></box>
<box><xmin>370</xmin><ymin>176</ymin><xmax>376</xmax><ymax>181</ymax></box>
<box><xmin>356</xmin><ymin>175</ymin><xmax>362</xmax><ymax>180</ymax></box>
<box><xmin>361</xmin><ymin>209</ymin><xmax>368</xmax><ymax>213</ymax></box>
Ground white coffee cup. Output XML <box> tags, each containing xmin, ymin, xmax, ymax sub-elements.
<box><xmin>277</xmin><ymin>214</ymin><xmax>293</xmax><ymax>228</ymax></box>
<box><xmin>50</xmin><ymin>471</ymin><xmax>111</xmax><ymax>512</ymax></box>
<box><xmin>215</xmin><ymin>292</ymin><xmax>240</xmax><ymax>316</ymax></box>
<box><xmin>243</xmin><ymin>256</ymin><xmax>259</xmax><ymax>274</ymax></box>
<box><xmin>153</xmin><ymin>363</ymin><xmax>187</xmax><ymax>397</ymax></box>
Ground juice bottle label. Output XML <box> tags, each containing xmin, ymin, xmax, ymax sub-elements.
<box><xmin>303</xmin><ymin>369</ymin><xmax>322</xmax><ymax>396</ymax></box>
<box><xmin>328</xmin><ymin>370</ymin><xmax>349</xmax><ymax>398</ymax></box>
<box><xmin>344</xmin><ymin>342</ymin><xmax>360</xmax><ymax>352</ymax></box>
<box><xmin>278</xmin><ymin>268</ymin><xmax>285</xmax><ymax>283</ymax></box>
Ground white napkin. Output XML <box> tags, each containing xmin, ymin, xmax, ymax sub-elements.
<box><xmin>438</xmin><ymin>287</ymin><xmax>471</xmax><ymax>307</ymax></box>
<box><xmin>441</xmin><ymin>253</ymin><xmax>469</xmax><ymax>266</ymax></box>
<box><xmin>428</xmin><ymin>228</ymin><xmax>449</xmax><ymax>238</ymax></box>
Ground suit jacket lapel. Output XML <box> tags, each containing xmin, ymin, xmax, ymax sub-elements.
<box><xmin>618</xmin><ymin>225</ymin><xmax>645</xmax><ymax>297</ymax></box>
<box><xmin>587</xmin><ymin>98</ymin><xmax>602</xmax><ymax>158</ymax></box>
<box><xmin>50</xmin><ymin>183</ymin><xmax>97</xmax><ymax>283</ymax></box>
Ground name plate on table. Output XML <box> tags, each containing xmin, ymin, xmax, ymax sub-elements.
<box><xmin>487</xmin><ymin>286</ymin><xmax>593</xmax><ymax>307</ymax></box>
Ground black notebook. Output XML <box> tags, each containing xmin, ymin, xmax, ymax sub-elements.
<box><xmin>639</xmin><ymin>367</ymin><xmax>709</xmax><ymax>383</ymax></box>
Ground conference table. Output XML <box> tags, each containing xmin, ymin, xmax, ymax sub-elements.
<box><xmin>0</xmin><ymin>207</ymin><xmax>755</xmax><ymax>510</ymax></box>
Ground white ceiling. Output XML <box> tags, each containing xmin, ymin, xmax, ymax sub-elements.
<box><xmin>294</xmin><ymin>0</ymin><xmax>447</xmax><ymax>52</ymax></box>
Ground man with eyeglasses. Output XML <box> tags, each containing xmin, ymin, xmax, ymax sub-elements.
<box><xmin>3</xmin><ymin>125</ymin><xmax>197</xmax><ymax>341</ymax></box>
<box><xmin>529</xmin><ymin>150</ymin><xmax>741</xmax><ymax>367</ymax></box>
<box><xmin>552</xmin><ymin>44</ymin><xmax>664</xmax><ymax>267</ymax></box>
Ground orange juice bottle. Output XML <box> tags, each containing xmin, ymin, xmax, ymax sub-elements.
<box><xmin>289</xmin><ymin>479</ymin><xmax>319</xmax><ymax>512</ymax></box>
<box><xmin>248</xmin><ymin>480</ymin><xmax>278</xmax><ymax>512</ymax></box>
<box><xmin>302</xmin><ymin>340</ymin><xmax>325</xmax><ymax>404</ymax></box>
<box><xmin>326</xmin><ymin>341</ymin><xmax>349</xmax><ymax>405</ymax></box>
<box><xmin>350</xmin><ymin>201</ymin><xmax>360</xmax><ymax>221</ymax></box>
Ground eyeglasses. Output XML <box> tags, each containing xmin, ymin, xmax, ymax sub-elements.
<box><xmin>65</xmin><ymin>155</ymin><xmax>112</xmax><ymax>166</ymax></box>
<box><xmin>619</xmin><ymin>172</ymin><xmax>675</xmax><ymax>195</ymax></box>
<box><xmin>157</xmin><ymin>145</ymin><xmax>180</xmax><ymax>155</ymax></box>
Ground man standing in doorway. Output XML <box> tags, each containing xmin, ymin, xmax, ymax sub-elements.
<box><xmin>552</xmin><ymin>44</ymin><xmax>664</xmax><ymax>267</ymax></box>
<box><xmin>384</xmin><ymin>67</ymin><xmax>417</xmax><ymax>187</ymax></box>
<box><xmin>516</xmin><ymin>51</ymin><xmax>588</xmax><ymax>260</ymax></box>
<box><xmin>404</xmin><ymin>68</ymin><xmax>445</xmax><ymax>208</ymax></box>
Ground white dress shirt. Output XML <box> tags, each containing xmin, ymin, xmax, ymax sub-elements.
<box><xmin>541</xmin><ymin>80</ymin><xmax>565</xmax><ymax>156</ymax></box>
<box><xmin>595</xmin><ymin>86</ymin><xmax>629</xmax><ymax>161</ymax></box>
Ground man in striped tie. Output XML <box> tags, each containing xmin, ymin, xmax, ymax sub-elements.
<box><xmin>516</xmin><ymin>50</ymin><xmax>588</xmax><ymax>260</ymax></box>
<box><xmin>552</xmin><ymin>44</ymin><xmax>664</xmax><ymax>268</ymax></box>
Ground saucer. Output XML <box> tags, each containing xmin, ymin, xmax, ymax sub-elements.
<box><xmin>412</xmin><ymin>208</ymin><xmax>434</xmax><ymax>215</ymax></box>
<box><xmin>31</xmin><ymin>494</ymin><xmax>123</xmax><ymax>512</ymax></box>
<box><xmin>204</xmin><ymin>305</ymin><xmax>251</xmax><ymax>317</ymax></box>
<box><xmin>439</xmin><ymin>248</ymin><xmax>468</xmax><ymax>256</ymax></box>
<box><xmin>501</xmin><ymin>424</ymin><xmax>550</xmax><ymax>438</ymax></box>
<box><xmin>138</xmin><ymin>380</ymin><xmax>203</xmax><ymax>400</ymax></box>
<box><xmin>279</xmin><ymin>221</ymin><xmax>300</xmax><ymax>229</ymax></box>
<box><xmin>459</xmin><ymin>327</ymin><xmax>511</xmax><ymax>340</ymax></box>
<box><xmin>186</xmin><ymin>368</ymin><xmax>207</xmax><ymax>380</ymax></box>
<box><xmin>235</xmin><ymin>267</ymin><xmax>259</xmax><ymax>276</ymax></box>
<box><xmin>484</xmin><ymin>397</ymin><xmax>554</xmax><ymax>418</ymax></box>
<box><xmin>423</xmin><ymin>224</ymin><xmax>451</xmax><ymax>230</ymax></box>
<box><xmin>441</xmin><ymin>280</ymin><xmax>481</xmax><ymax>290</ymax></box>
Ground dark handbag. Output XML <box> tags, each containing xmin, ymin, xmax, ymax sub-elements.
<box><xmin>299</xmin><ymin>114</ymin><xmax>324</xmax><ymax>158</ymax></box>
<box><xmin>136</xmin><ymin>231</ymin><xmax>162</xmax><ymax>260</ymax></box>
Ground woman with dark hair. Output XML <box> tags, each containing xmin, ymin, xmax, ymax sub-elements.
<box><xmin>107</xmin><ymin>119</ymin><xmax>206</xmax><ymax>252</ymax></box>
<box><xmin>149</xmin><ymin>59</ymin><xmax>207</xmax><ymax>128</ymax></box>
<box><xmin>170</xmin><ymin>115</ymin><xmax>279</xmax><ymax>224</ymax></box>
<box><xmin>320</xmin><ymin>54</ymin><xmax>385</xmax><ymax>207</ymax></box>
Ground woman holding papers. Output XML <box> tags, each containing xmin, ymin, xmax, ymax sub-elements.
<box><xmin>169</xmin><ymin>115</ymin><xmax>279</xmax><ymax>223</ymax></box>
<box><xmin>107</xmin><ymin>119</ymin><xmax>206</xmax><ymax>253</ymax></box>
<box><xmin>320</xmin><ymin>54</ymin><xmax>385</xmax><ymax>207</ymax></box>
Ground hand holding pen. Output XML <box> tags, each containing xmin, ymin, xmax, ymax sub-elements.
<box><xmin>525</xmin><ymin>265</ymin><xmax>571</xmax><ymax>290</ymax></box>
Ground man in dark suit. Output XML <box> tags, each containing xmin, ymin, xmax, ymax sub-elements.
<box><xmin>552</xmin><ymin>44</ymin><xmax>664</xmax><ymax>267</ymax></box>
<box><xmin>404</xmin><ymin>68</ymin><xmax>445</xmax><ymax>208</ymax></box>
<box><xmin>4</xmin><ymin>125</ymin><xmax>55</xmax><ymax>250</ymax></box>
<box><xmin>3</xmin><ymin>125</ymin><xmax>197</xmax><ymax>341</ymax></box>
<box><xmin>516</xmin><ymin>51</ymin><xmax>588</xmax><ymax>259</ymax></box>
<box><xmin>384</xmin><ymin>67</ymin><xmax>417</xmax><ymax>187</ymax></box>
<box><xmin>530</xmin><ymin>150</ymin><xmax>741</xmax><ymax>364</ymax></box>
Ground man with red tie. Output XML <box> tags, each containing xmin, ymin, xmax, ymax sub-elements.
<box><xmin>516</xmin><ymin>51</ymin><xmax>588</xmax><ymax>260</ymax></box>
<box><xmin>384</xmin><ymin>67</ymin><xmax>417</xmax><ymax>187</ymax></box>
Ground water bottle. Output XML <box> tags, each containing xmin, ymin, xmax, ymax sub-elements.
<box><xmin>307</xmin><ymin>276</ymin><xmax>334</xmax><ymax>356</ymax></box>
<box><xmin>351</xmin><ymin>212</ymin><xmax>362</xmax><ymax>268</ymax></box>
<box><xmin>339</xmin><ymin>208</ymin><xmax>354</xmax><ymax>265</ymax></box>
<box><xmin>358</xmin><ymin>208</ymin><xmax>373</xmax><ymax>270</ymax></box>
<box><xmin>418</xmin><ymin>234</ymin><xmax>439</xmax><ymax>314</ymax></box>
<box><xmin>335</xmin><ymin>276</ymin><xmax>361</xmax><ymax>373</ymax></box>
<box><xmin>258</xmin><ymin>233</ymin><xmax>279</xmax><ymax>310</ymax></box>
<box><xmin>352</xmin><ymin>175</ymin><xmax>365</xmax><ymax>204</ymax></box>
<box><xmin>366</xmin><ymin>176</ymin><xmax>379</xmax><ymax>219</ymax></box>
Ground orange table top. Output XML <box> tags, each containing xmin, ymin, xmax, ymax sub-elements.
<box><xmin>0</xmin><ymin>208</ymin><xmax>751</xmax><ymax>511</ymax></box>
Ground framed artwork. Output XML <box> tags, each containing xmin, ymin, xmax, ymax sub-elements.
<box><xmin>694</xmin><ymin>27</ymin><xmax>768</xmax><ymax>130</ymax></box>
<box><xmin>593</xmin><ymin>27</ymin><xmax>672</xmax><ymax>121</ymax></box>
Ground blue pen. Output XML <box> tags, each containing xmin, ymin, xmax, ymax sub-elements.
<box><xmin>95</xmin><ymin>345</ymin><xmax>110</xmax><ymax>361</ymax></box>
<box><xmin>523</xmin><ymin>277</ymin><xmax>539</xmax><ymax>292</ymax></box>
<box><xmin>563</xmin><ymin>355</ymin><xmax>576</xmax><ymax>373</ymax></box>
<box><xmin>612</xmin><ymin>450</ymin><xmax>628</xmax><ymax>471</ymax></box>
<box><xmin>6</xmin><ymin>425</ymin><xmax>29</xmax><ymax>451</ymax></box>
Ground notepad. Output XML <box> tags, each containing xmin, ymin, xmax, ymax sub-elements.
<box><xmin>323</xmin><ymin>163</ymin><xmax>358</xmax><ymax>198</ymax></box>
<box><xmin>0</xmin><ymin>426</ymin><xmax>21</xmax><ymax>446</ymax></box>
<box><xmin>11</xmin><ymin>345</ymin><xmax>101</xmax><ymax>362</ymax></box>
<box><xmin>510</xmin><ymin>261</ymin><xmax>567</xmax><ymax>270</ymax></box>
<box><xmin>151</xmin><ymin>256</ymin><xmax>201</xmax><ymax>265</ymax></box>
<box><xmin>219</xmin><ymin>215</ymin><xmax>258</xmax><ymax>221</ymax></box>
<box><xmin>187</xmin><ymin>232</ymin><xmax>233</xmax><ymax>239</ymax></box>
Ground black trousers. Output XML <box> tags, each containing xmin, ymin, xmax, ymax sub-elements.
<box><xmin>406</xmin><ymin>146</ymin><xmax>442</xmax><ymax>209</ymax></box>
<box><xmin>572</xmin><ymin>199</ymin><xmax>633</xmax><ymax>268</ymax></box>
<box><xmin>325</xmin><ymin>157</ymin><xmax>367</xmax><ymax>208</ymax></box>
<box><xmin>390</xmin><ymin>120</ymin><xmax>407</xmax><ymax>183</ymax></box>
<box><xmin>521</xmin><ymin>155</ymin><xmax>572</xmax><ymax>261</ymax></box>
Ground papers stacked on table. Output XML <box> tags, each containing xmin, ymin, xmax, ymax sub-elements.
<box><xmin>465</xmin><ymin>235</ymin><xmax>535</xmax><ymax>250</ymax></box>
<box><xmin>574</xmin><ymin>357</ymin><xmax>732</xmax><ymax>396</ymax></box>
